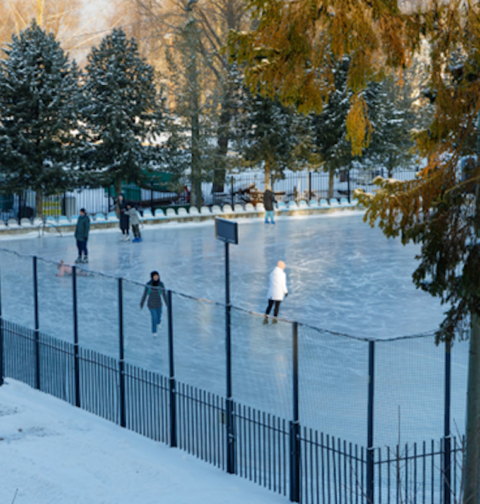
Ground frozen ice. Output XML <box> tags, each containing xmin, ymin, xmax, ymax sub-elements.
<box><xmin>0</xmin><ymin>212</ymin><xmax>468</xmax><ymax>449</ymax></box>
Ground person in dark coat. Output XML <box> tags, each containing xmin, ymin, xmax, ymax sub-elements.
<box><xmin>118</xmin><ymin>194</ymin><xmax>130</xmax><ymax>241</ymax></box>
<box><xmin>74</xmin><ymin>208</ymin><xmax>90</xmax><ymax>264</ymax></box>
<box><xmin>140</xmin><ymin>271</ymin><xmax>168</xmax><ymax>336</ymax></box>
<box><xmin>263</xmin><ymin>185</ymin><xmax>276</xmax><ymax>224</ymax></box>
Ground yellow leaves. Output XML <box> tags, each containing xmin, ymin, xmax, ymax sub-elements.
<box><xmin>345</xmin><ymin>94</ymin><xmax>372</xmax><ymax>156</ymax></box>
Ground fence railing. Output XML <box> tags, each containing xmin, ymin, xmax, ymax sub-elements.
<box><xmin>0</xmin><ymin>249</ymin><xmax>466</xmax><ymax>504</ymax></box>
<box><xmin>0</xmin><ymin>168</ymin><xmax>419</xmax><ymax>221</ymax></box>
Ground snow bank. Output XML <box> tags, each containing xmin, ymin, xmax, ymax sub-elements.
<box><xmin>0</xmin><ymin>379</ymin><xmax>286</xmax><ymax>504</ymax></box>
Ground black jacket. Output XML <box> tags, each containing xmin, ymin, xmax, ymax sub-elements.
<box><xmin>140</xmin><ymin>280</ymin><xmax>167</xmax><ymax>309</ymax></box>
<box><xmin>118</xmin><ymin>198</ymin><xmax>129</xmax><ymax>230</ymax></box>
<box><xmin>263</xmin><ymin>189</ymin><xmax>276</xmax><ymax>211</ymax></box>
<box><xmin>75</xmin><ymin>214</ymin><xmax>90</xmax><ymax>242</ymax></box>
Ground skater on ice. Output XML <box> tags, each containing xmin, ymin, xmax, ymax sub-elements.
<box><xmin>263</xmin><ymin>185</ymin><xmax>276</xmax><ymax>224</ymax></box>
<box><xmin>264</xmin><ymin>260</ymin><xmax>288</xmax><ymax>324</ymax></box>
<box><xmin>74</xmin><ymin>208</ymin><xmax>90</xmax><ymax>264</ymax></box>
<box><xmin>126</xmin><ymin>204</ymin><xmax>142</xmax><ymax>242</ymax></box>
<box><xmin>140</xmin><ymin>271</ymin><xmax>168</xmax><ymax>336</ymax></box>
<box><xmin>56</xmin><ymin>260</ymin><xmax>89</xmax><ymax>277</ymax></box>
<box><xmin>118</xmin><ymin>194</ymin><xmax>130</xmax><ymax>241</ymax></box>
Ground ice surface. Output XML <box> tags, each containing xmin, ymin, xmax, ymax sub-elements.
<box><xmin>0</xmin><ymin>212</ymin><xmax>468</xmax><ymax>448</ymax></box>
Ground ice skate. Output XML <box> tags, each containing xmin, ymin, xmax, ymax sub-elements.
<box><xmin>152</xmin><ymin>331</ymin><xmax>157</xmax><ymax>338</ymax></box>
<box><xmin>132</xmin><ymin>237</ymin><xmax>138</xmax><ymax>243</ymax></box>
<box><xmin>263</xmin><ymin>316</ymin><xmax>268</xmax><ymax>325</ymax></box>
<box><xmin>82</xmin><ymin>257</ymin><xmax>89</xmax><ymax>264</ymax></box>
<box><xmin>75</xmin><ymin>256</ymin><xmax>82</xmax><ymax>264</ymax></box>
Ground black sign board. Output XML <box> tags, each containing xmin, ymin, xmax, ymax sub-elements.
<box><xmin>215</xmin><ymin>218</ymin><xmax>238</xmax><ymax>245</ymax></box>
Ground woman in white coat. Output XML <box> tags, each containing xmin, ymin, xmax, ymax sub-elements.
<box><xmin>264</xmin><ymin>260</ymin><xmax>288</xmax><ymax>324</ymax></box>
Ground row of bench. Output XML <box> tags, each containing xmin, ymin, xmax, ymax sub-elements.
<box><xmin>0</xmin><ymin>197</ymin><xmax>358</xmax><ymax>229</ymax></box>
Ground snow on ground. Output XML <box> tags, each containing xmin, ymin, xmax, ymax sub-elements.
<box><xmin>0</xmin><ymin>379</ymin><xmax>287</xmax><ymax>504</ymax></box>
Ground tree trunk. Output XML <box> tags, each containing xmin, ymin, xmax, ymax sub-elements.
<box><xmin>328</xmin><ymin>170</ymin><xmax>335</xmax><ymax>200</ymax></box>
<box><xmin>265</xmin><ymin>159</ymin><xmax>270</xmax><ymax>188</ymax></box>
<box><xmin>214</xmin><ymin>104</ymin><xmax>230</xmax><ymax>194</ymax></box>
<box><xmin>36</xmin><ymin>188</ymin><xmax>43</xmax><ymax>219</ymax></box>
<box><xmin>191</xmin><ymin>110</ymin><xmax>201</xmax><ymax>210</ymax></box>
<box><xmin>465</xmin><ymin>316</ymin><xmax>480</xmax><ymax>504</ymax></box>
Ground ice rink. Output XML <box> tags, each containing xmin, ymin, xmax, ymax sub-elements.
<box><xmin>0</xmin><ymin>212</ymin><xmax>469</xmax><ymax>449</ymax></box>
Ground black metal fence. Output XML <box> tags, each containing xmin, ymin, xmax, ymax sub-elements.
<box><xmin>0</xmin><ymin>249</ymin><xmax>466</xmax><ymax>504</ymax></box>
<box><xmin>0</xmin><ymin>168</ymin><xmax>419</xmax><ymax>221</ymax></box>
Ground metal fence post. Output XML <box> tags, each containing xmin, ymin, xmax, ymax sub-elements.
<box><xmin>308</xmin><ymin>171</ymin><xmax>312</xmax><ymax>201</ymax></box>
<box><xmin>225</xmin><ymin>241</ymin><xmax>236</xmax><ymax>474</ymax></box>
<box><xmin>366</xmin><ymin>341</ymin><xmax>375</xmax><ymax>504</ymax></box>
<box><xmin>72</xmin><ymin>266</ymin><xmax>80</xmax><ymax>408</ymax></box>
<box><xmin>167</xmin><ymin>290</ymin><xmax>177</xmax><ymax>447</ymax></box>
<box><xmin>150</xmin><ymin>180</ymin><xmax>155</xmax><ymax>213</ymax></box>
<box><xmin>33</xmin><ymin>256</ymin><xmax>40</xmax><ymax>390</ymax></box>
<box><xmin>230</xmin><ymin>176</ymin><xmax>234</xmax><ymax>208</ymax></box>
<box><xmin>444</xmin><ymin>341</ymin><xmax>452</xmax><ymax>504</ymax></box>
<box><xmin>290</xmin><ymin>321</ymin><xmax>301</xmax><ymax>502</ymax></box>
<box><xmin>118</xmin><ymin>278</ymin><xmax>126</xmax><ymax>427</ymax></box>
<box><xmin>347</xmin><ymin>170</ymin><xmax>351</xmax><ymax>203</ymax></box>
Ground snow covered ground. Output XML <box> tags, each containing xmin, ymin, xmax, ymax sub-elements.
<box><xmin>0</xmin><ymin>212</ymin><xmax>468</xmax><ymax>449</ymax></box>
<box><xmin>0</xmin><ymin>379</ymin><xmax>287</xmax><ymax>504</ymax></box>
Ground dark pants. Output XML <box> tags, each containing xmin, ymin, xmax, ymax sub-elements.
<box><xmin>77</xmin><ymin>240</ymin><xmax>88</xmax><ymax>257</ymax></box>
<box><xmin>121</xmin><ymin>227</ymin><xmax>129</xmax><ymax>235</ymax></box>
<box><xmin>132</xmin><ymin>224</ymin><xmax>141</xmax><ymax>239</ymax></box>
<box><xmin>265</xmin><ymin>299</ymin><xmax>281</xmax><ymax>317</ymax></box>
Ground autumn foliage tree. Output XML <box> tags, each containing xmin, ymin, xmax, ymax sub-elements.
<box><xmin>230</xmin><ymin>0</ymin><xmax>480</xmax><ymax>502</ymax></box>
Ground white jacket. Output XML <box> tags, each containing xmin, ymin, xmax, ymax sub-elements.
<box><xmin>267</xmin><ymin>267</ymin><xmax>288</xmax><ymax>301</ymax></box>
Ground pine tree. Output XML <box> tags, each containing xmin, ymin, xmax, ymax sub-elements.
<box><xmin>238</xmin><ymin>90</ymin><xmax>319</xmax><ymax>188</ymax></box>
<box><xmin>0</xmin><ymin>20</ymin><xmax>80</xmax><ymax>218</ymax></box>
<box><xmin>312</xmin><ymin>57</ymin><xmax>355</xmax><ymax>198</ymax></box>
<box><xmin>82</xmin><ymin>28</ymin><xmax>166</xmax><ymax>198</ymax></box>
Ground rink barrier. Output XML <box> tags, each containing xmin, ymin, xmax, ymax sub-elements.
<box><xmin>0</xmin><ymin>204</ymin><xmax>363</xmax><ymax>236</ymax></box>
<box><xmin>0</xmin><ymin>249</ymin><xmax>466</xmax><ymax>504</ymax></box>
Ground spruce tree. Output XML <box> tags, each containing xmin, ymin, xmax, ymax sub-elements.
<box><xmin>82</xmin><ymin>28</ymin><xmax>166</xmax><ymax>198</ymax></box>
<box><xmin>312</xmin><ymin>57</ymin><xmax>354</xmax><ymax>198</ymax></box>
<box><xmin>238</xmin><ymin>90</ymin><xmax>319</xmax><ymax>188</ymax></box>
<box><xmin>0</xmin><ymin>21</ymin><xmax>80</xmax><ymax>217</ymax></box>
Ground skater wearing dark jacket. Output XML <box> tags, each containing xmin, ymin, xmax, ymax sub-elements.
<box><xmin>140</xmin><ymin>271</ymin><xmax>167</xmax><ymax>335</ymax></box>
<box><xmin>118</xmin><ymin>194</ymin><xmax>130</xmax><ymax>241</ymax></box>
<box><xmin>263</xmin><ymin>185</ymin><xmax>276</xmax><ymax>224</ymax></box>
<box><xmin>75</xmin><ymin>209</ymin><xmax>90</xmax><ymax>264</ymax></box>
